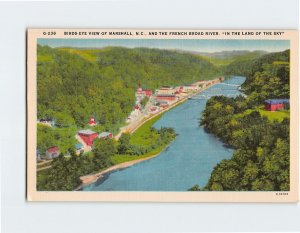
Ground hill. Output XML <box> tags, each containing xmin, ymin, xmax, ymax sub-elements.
<box><xmin>193</xmin><ymin>50</ymin><xmax>267</xmax><ymax>66</ymax></box>
<box><xmin>37</xmin><ymin>45</ymin><xmax>220</xmax><ymax>133</ymax></box>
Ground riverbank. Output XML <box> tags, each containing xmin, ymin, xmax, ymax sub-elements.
<box><xmin>77</xmin><ymin>78</ymin><xmax>224</xmax><ymax>190</ymax></box>
<box><xmin>129</xmin><ymin>79</ymin><xmax>222</xmax><ymax>135</ymax></box>
<box><xmin>78</xmin><ymin>147</ymin><xmax>167</xmax><ymax>189</ymax></box>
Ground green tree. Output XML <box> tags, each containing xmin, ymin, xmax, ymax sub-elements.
<box><xmin>92</xmin><ymin>138</ymin><xmax>117</xmax><ymax>169</ymax></box>
<box><xmin>117</xmin><ymin>133</ymin><xmax>131</xmax><ymax>154</ymax></box>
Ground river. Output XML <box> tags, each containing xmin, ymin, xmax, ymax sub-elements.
<box><xmin>83</xmin><ymin>76</ymin><xmax>246</xmax><ymax>191</ymax></box>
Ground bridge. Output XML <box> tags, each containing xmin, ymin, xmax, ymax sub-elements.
<box><xmin>189</xmin><ymin>93</ymin><xmax>246</xmax><ymax>100</ymax></box>
<box><xmin>218</xmin><ymin>83</ymin><xmax>240</xmax><ymax>87</ymax></box>
<box><xmin>189</xmin><ymin>94</ymin><xmax>232</xmax><ymax>100</ymax></box>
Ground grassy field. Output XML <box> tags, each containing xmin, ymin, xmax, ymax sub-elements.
<box><xmin>111</xmin><ymin>144</ymin><xmax>169</xmax><ymax>164</ymax></box>
<box><xmin>258</xmin><ymin>108</ymin><xmax>289</xmax><ymax>122</ymax></box>
<box><xmin>235</xmin><ymin>106</ymin><xmax>289</xmax><ymax>122</ymax></box>
<box><xmin>130</xmin><ymin>114</ymin><xmax>163</xmax><ymax>146</ymax></box>
<box><xmin>111</xmin><ymin>113</ymin><xmax>174</xmax><ymax>165</ymax></box>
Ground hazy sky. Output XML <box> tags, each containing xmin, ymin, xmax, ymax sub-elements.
<box><xmin>38</xmin><ymin>39</ymin><xmax>290</xmax><ymax>53</ymax></box>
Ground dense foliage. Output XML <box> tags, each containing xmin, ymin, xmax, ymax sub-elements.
<box><xmin>37</xmin><ymin>45</ymin><xmax>220</xmax><ymax>129</ymax></box>
<box><xmin>200</xmin><ymin>96</ymin><xmax>289</xmax><ymax>191</ymax></box>
<box><xmin>223</xmin><ymin>50</ymin><xmax>289</xmax><ymax>86</ymax></box>
<box><xmin>195</xmin><ymin>50</ymin><xmax>290</xmax><ymax>191</ymax></box>
<box><xmin>37</xmin><ymin>126</ymin><xmax>176</xmax><ymax>191</ymax></box>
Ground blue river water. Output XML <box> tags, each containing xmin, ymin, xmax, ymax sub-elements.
<box><xmin>84</xmin><ymin>76</ymin><xmax>246</xmax><ymax>191</ymax></box>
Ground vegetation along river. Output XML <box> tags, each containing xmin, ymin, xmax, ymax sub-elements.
<box><xmin>84</xmin><ymin>76</ymin><xmax>246</xmax><ymax>191</ymax></box>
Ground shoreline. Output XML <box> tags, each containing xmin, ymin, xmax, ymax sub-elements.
<box><xmin>77</xmin><ymin>152</ymin><xmax>162</xmax><ymax>190</ymax></box>
<box><xmin>128</xmin><ymin>78</ymin><xmax>222</xmax><ymax>135</ymax></box>
<box><xmin>76</xmin><ymin>78</ymin><xmax>223</xmax><ymax>190</ymax></box>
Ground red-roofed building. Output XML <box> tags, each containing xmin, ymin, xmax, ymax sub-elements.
<box><xmin>143</xmin><ymin>89</ymin><xmax>152</xmax><ymax>97</ymax></box>
<box><xmin>45</xmin><ymin>146</ymin><xmax>60</xmax><ymax>159</ymax></box>
<box><xmin>136</xmin><ymin>87</ymin><xmax>152</xmax><ymax>97</ymax></box>
<box><xmin>78</xmin><ymin>130</ymin><xmax>99</xmax><ymax>146</ymax></box>
<box><xmin>156</xmin><ymin>94</ymin><xmax>176</xmax><ymax>101</ymax></box>
<box><xmin>264</xmin><ymin>99</ymin><xmax>289</xmax><ymax>111</ymax></box>
<box><xmin>88</xmin><ymin>116</ymin><xmax>97</xmax><ymax>126</ymax></box>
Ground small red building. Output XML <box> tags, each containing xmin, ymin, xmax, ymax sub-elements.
<box><xmin>136</xmin><ymin>87</ymin><xmax>152</xmax><ymax>97</ymax></box>
<box><xmin>143</xmin><ymin>89</ymin><xmax>152</xmax><ymax>97</ymax></box>
<box><xmin>264</xmin><ymin>99</ymin><xmax>289</xmax><ymax>111</ymax></box>
<box><xmin>78</xmin><ymin>130</ymin><xmax>99</xmax><ymax>146</ymax></box>
<box><xmin>156</xmin><ymin>94</ymin><xmax>176</xmax><ymax>101</ymax></box>
<box><xmin>45</xmin><ymin>146</ymin><xmax>60</xmax><ymax>159</ymax></box>
<box><xmin>88</xmin><ymin>116</ymin><xmax>97</xmax><ymax>126</ymax></box>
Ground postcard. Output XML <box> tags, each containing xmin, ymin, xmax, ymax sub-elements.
<box><xmin>27</xmin><ymin>29</ymin><xmax>298</xmax><ymax>202</ymax></box>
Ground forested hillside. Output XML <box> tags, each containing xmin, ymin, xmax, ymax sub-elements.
<box><xmin>195</xmin><ymin>49</ymin><xmax>290</xmax><ymax>191</ymax></box>
<box><xmin>37</xmin><ymin>45</ymin><xmax>220</xmax><ymax>130</ymax></box>
<box><xmin>196</xmin><ymin>50</ymin><xmax>267</xmax><ymax>66</ymax></box>
<box><xmin>223</xmin><ymin>49</ymin><xmax>289</xmax><ymax>82</ymax></box>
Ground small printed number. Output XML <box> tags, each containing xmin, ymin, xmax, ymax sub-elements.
<box><xmin>276</xmin><ymin>192</ymin><xmax>289</xmax><ymax>196</ymax></box>
<box><xmin>43</xmin><ymin>31</ymin><xmax>56</xmax><ymax>35</ymax></box>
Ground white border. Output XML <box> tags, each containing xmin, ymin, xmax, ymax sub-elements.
<box><xmin>1</xmin><ymin>1</ymin><xmax>299</xmax><ymax>233</ymax></box>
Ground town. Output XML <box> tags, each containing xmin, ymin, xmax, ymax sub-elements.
<box><xmin>36</xmin><ymin>77</ymin><xmax>224</xmax><ymax>166</ymax></box>
<box><xmin>36</xmin><ymin>75</ymin><xmax>289</xmax><ymax>171</ymax></box>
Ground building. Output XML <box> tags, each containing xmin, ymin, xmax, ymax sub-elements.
<box><xmin>143</xmin><ymin>89</ymin><xmax>152</xmax><ymax>97</ymax></box>
<box><xmin>265</xmin><ymin>99</ymin><xmax>289</xmax><ymax>111</ymax></box>
<box><xmin>156</xmin><ymin>86</ymin><xmax>174</xmax><ymax>95</ymax></box>
<box><xmin>156</xmin><ymin>94</ymin><xmax>176</xmax><ymax>102</ymax></box>
<box><xmin>78</xmin><ymin>129</ymin><xmax>99</xmax><ymax>146</ymax></box>
<box><xmin>36</xmin><ymin>149</ymin><xmax>41</xmax><ymax>161</ymax></box>
<box><xmin>88</xmin><ymin>116</ymin><xmax>97</xmax><ymax>126</ymax></box>
<box><xmin>183</xmin><ymin>84</ymin><xmax>198</xmax><ymax>93</ymax></box>
<box><xmin>175</xmin><ymin>86</ymin><xmax>184</xmax><ymax>94</ymax></box>
<box><xmin>75</xmin><ymin>143</ymin><xmax>84</xmax><ymax>154</ymax></box>
<box><xmin>156</xmin><ymin>100</ymin><xmax>169</xmax><ymax>108</ymax></box>
<box><xmin>150</xmin><ymin>106</ymin><xmax>159</xmax><ymax>112</ymax></box>
<box><xmin>98</xmin><ymin>132</ymin><xmax>113</xmax><ymax>140</ymax></box>
<box><xmin>45</xmin><ymin>146</ymin><xmax>60</xmax><ymax>159</ymax></box>
<box><xmin>136</xmin><ymin>87</ymin><xmax>152</xmax><ymax>98</ymax></box>
<box><xmin>38</xmin><ymin>119</ymin><xmax>55</xmax><ymax>127</ymax></box>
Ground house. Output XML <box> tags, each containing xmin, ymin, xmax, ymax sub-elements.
<box><xmin>144</xmin><ymin>89</ymin><xmax>152</xmax><ymax>97</ymax></box>
<box><xmin>183</xmin><ymin>85</ymin><xmax>198</xmax><ymax>93</ymax></box>
<box><xmin>156</xmin><ymin>94</ymin><xmax>176</xmax><ymax>102</ymax></box>
<box><xmin>264</xmin><ymin>99</ymin><xmax>289</xmax><ymax>111</ymax></box>
<box><xmin>45</xmin><ymin>146</ymin><xmax>60</xmax><ymax>159</ymax></box>
<box><xmin>156</xmin><ymin>86</ymin><xmax>174</xmax><ymax>95</ymax></box>
<box><xmin>150</xmin><ymin>106</ymin><xmax>158</xmax><ymax>112</ymax></box>
<box><xmin>38</xmin><ymin>119</ymin><xmax>55</xmax><ymax>127</ymax></box>
<box><xmin>75</xmin><ymin>143</ymin><xmax>84</xmax><ymax>154</ymax></box>
<box><xmin>175</xmin><ymin>86</ymin><xmax>184</xmax><ymax>94</ymax></box>
<box><xmin>156</xmin><ymin>100</ymin><xmax>169</xmax><ymax>108</ymax></box>
<box><xmin>88</xmin><ymin>116</ymin><xmax>97</xmax><ymax>126</ymax></box>
<box><xmin>36</xmin><ymin>149</ymin><xmax>41</xmax><ymax>161</ymax></box>
<box><xmin>98</xmin><ymin>132</ymin><xmax>113</xmax><ymax>140</ymax></box>
<box><xmin>136</xmin><ymin>87</ymin><xmax>152</xmax><ymax>98</ymax></box>
<box><xmin>78</xmin><ymin>129</ymin><xmax>99</xmax><ymax>146</ymax></box>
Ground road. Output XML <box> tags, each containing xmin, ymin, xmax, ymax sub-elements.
<box><xmin>114</xmin><ymin>78</ymin><xmax>222</xmax><ymax>140</ymax></box>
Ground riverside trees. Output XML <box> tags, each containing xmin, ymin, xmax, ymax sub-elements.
<box><xmin>195</xmin><ymin>50</ymin><xmax>290</xmax><ymax>191</ymax></box>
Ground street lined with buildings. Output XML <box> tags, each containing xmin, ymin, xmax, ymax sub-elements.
<box><xmin>37</xmin><ymin>76</ymin><xmax>225</xmax><ymax>163</ymax></box>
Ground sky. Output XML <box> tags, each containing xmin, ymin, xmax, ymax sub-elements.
<box><xmin>38</xmin><ymin>39</ymin><xmax>290</xmax><ymax>53</ymax></box>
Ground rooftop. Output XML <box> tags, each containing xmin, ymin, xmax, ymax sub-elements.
<box><xmin>78</xmin><ymin>129</ymin><xmax>98</xmax><ymax>135</ymax></box>
<box><xmin>265</xmin><ymin>99</ymin><xmax>289</xmax><ymax>104</ymax></box>
<box><xmin>99</xmin><ymin>132</ymin><xmax>112</xmax><ymax>138</ymax></box>
<box><xmin>75</xmin><ymin>143</ymin><xmax>83</xmax><ymax>149</ymax></box>
<box><xmin>156</xmin><ymin>94</ymin><xmax>176</xmax><ymax>97</ymax></box>
<box><xmin>47</xmin><ymin>146</ymin><xmax>59</xmax><ymax>153</ymax></box>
